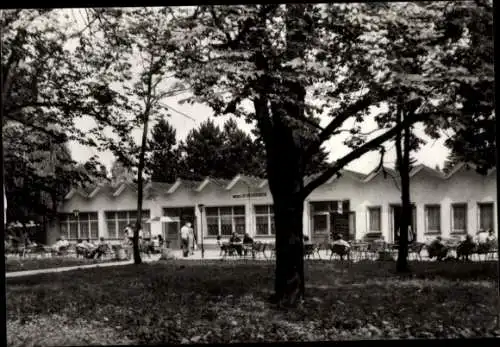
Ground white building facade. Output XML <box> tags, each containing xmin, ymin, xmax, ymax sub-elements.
<box><xmin>52</xmin><ymin>163</ymin><xmax>498</xmax><ymax>248</ymax></box>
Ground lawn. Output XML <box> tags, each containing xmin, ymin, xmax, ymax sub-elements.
<box><xmin>5</xmin><ymin>256</ymin><xmax>122</xmax><ymax>272</ymax></box>
<box><xmin>6</xmin><ymin>260</ymin><xmax>500</xmax><ymax>345</ymax></box>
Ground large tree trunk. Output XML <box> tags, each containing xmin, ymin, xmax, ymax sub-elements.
<box><xmin>395</xmin><ymin>107</ymin><xmax>410</xmax><ymax>272</ymax></box>
<box><xmin>265</xmin><ymin>103</ymin><xmax>306</xmax><ymax>307</ymax></box>
<box><xmin>272</xmin><ymin>190</ymin><xmax>305</xmax><ymax>307</ymax></box>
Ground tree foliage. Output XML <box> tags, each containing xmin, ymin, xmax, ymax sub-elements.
<box><xmin>179</xmin><ymin>118</ymin><xmax>264</xmax><ymax>180</ymax></box>
<box><xmin>2</xmin><ymin>122</ymin><xmax>105</xmax><ymax>231</ymax></box>
<box><xmin>1</xmin><ymin>9</ymin><xmax>117</xmax><ymax>234</ymax></box>
<box><xmin>146</xmin><ymin>117</ymin><xmax>181</xmax><ymax>183</ymax></box>
<box><xmin>434</xmin><ymin>0</ymin><xmax>494</xmax><ymax>173</ymax></box>
<box><xmin>77</xmin><ymin>8</ymin><xmax>182</xmax><ymax>264</ymax></box>
<box><xmin>169</xmin><ymin>3</ymin><xmax>474</xmax><ymax>305</ymax></box>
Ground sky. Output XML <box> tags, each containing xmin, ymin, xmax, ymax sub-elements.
<box><xmin>69</xmin><ymin>93</ymin><xmax>450</xmax><ymax>176</ymax></box>
<box><xmin>62</xmin><ymin>7</ymin><xmax>451</xmax><ymax>176</ymax></box>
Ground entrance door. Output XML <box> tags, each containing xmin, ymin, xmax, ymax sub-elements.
<box><xmin>310</xmin><ymin>200</ymin><xmax>350</xmax><ymax>244</ymax></box>
<box><xmin>163</xmin><ymin>219</ymin><xmax>180</xmax><ymax>249</ymax></box>
<box><xmin>391</xmin><ymin>204</ymin><xmax>416</xmax><ymax>243</ymax></box>
<box><xmin>163</xmin><ymin>207</ymin><xmax>196</xmax><ymax>249</ymax></box>
<box><xmin>330</xmin><ymin>212</ymin><xmax>351</xmax><ymax>241</ymax></box>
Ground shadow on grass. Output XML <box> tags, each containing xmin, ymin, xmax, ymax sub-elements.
<box><xmin>6</xmin><ymin>260</ymin><xmax>500</xmax><ymax>344</ymax></box>
<box><xmin>5</xmin><ymin>257</ymin><xmax>119</xmax><ymax>272</ymax></box>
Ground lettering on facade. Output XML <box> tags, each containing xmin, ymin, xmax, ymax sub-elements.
<box><xmin>232</xmin><ymin>192</ymin><xmax>267</xmax><ymax>199</ymax></box>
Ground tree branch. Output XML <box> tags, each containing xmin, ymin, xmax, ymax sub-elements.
<box><xmin>303</xmin><ymin>88</ymin><xmax>392</xmax><ymax>161</ymax></box>
<box><xmin>3</xmin><ymin>113</ymin><xmax>67</xmax><ymax>143</ymax></box>
<box><xmin>300</xmin><ymin>110</ymin><xmax>437</xmax><ymax>199</ymax></box>
<box><xmin>209</xmin><ymin>7</ymin><xmax>234</xmax><ymax>46</ymax></box>
<box><xmin>333</xmin><ymin>128</ymin><xmax>380</xmax><ymax>136</ymax></box>
<box><xmin>213</xmin><ymin>5</ymin><xmax>279</xmax><ymax>50</ymax></box>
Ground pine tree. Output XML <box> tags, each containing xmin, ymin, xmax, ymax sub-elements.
<box><xmin>146</xmin><ymin>118</ymin><xmax>180</xmax><ymax>183</ymax></box>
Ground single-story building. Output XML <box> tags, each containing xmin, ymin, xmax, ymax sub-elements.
<box><xmin>50</xmin><ymin>163</ymin><xmax>497</xmax><ymax>249</ymax></box>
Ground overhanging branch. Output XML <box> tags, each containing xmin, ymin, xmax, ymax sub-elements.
<box><xmin>300</xmin><ymin>110</ymin><xmax>439</xmax><ymax>199</ymax></box>
<box><xmin>303</xmin><ymin>88</ymin><xmax>393</xmax><ymax>161</ymax></box>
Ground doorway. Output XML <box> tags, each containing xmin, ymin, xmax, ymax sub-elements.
<box><xmin>310</xmin><ymin>200</ymin><xmax>351</xmax><ymax>244</ymax></box>
<box><xmin>162</xmin><ymin>207</ymin><xmax>196</xmax><ymax>249</ymax></box>
<box><xmin>390</xmin><ymin>204</ymin><xmax>416</xmax><ymax>243</ymax></box>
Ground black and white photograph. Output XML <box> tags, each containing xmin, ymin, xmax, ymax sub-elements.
<box><xmin>2</xmin><ymin>2</ymin><xmax>498</xmax><ymax>344</ymax></box>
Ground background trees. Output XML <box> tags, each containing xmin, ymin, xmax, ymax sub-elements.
<box><xmin>169</xmin><ymin>3</ymin><xmax>477</xmax><ymax>305</ymax></box>
<box><xmin>2</xmin><ymin>9</ymin><xmax>113</xmax><ymax>238</ymax></box>
<box><xmin>146</xmin><ymin>118</ymin><xmax>181</xmax><ymax>183</ymax></box>
<box><xmin>435</xmin><ymin>0</ymin><xmax>495</xmax><ymax>174</ymax></box>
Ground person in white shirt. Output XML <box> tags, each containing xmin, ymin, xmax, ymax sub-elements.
<box><xmin>476</xmin><ymin>229</ymin><xmax>490</xmax><ymax>244</ymax></box>
<box><xmin>332</xmin><ymin>234</ymin><xmax>351</xmax><ymax>248</ymax></box>
<box><xmin>180</xmin><ymin>222</ymin><xmax>191</xmax><ymax>257</ymax></box>
<box><xmin>487</xmin><ymin>229</ymin><xmax>496</xmax><ymax>242</ymax></box>
<box><xmin>59</xmin><ymin>235</ymin><xmax>70</xmax><ymax>248</ymax></box>
<box><xmin>82</xmin><ymin>238</ymin><xmax>95</xmax><ymax>251</ymax></box>
<box><xmin>124</xmin><ymin>224</ymin><xmax>134</xmax><ymax>243</ymax></box>
<box><xmin>52</xmin><ymin>236</ymin><xmax>70</xmax><ymax>253</ymax></box>
<box><xmin>188</xmin><ymin>226</ymin><xmax>195</xmax><ymax>255</ymax></box>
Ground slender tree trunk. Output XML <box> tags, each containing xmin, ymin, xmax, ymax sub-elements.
<box><xmin>133</xmin><ymin>108</ymin><xmax>151</xmax><ymax>265</ymax></box>
<box><xmin>396</xmin><ymin>106</ymin><xmax>410</xmax><ymax>272</ymax></box>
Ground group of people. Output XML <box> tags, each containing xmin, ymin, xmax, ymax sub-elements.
<box><xmin>75</xmin><ymin>237</ymin><xmax>110</xmax><ymax>259</ymax></box>
<box><xmin>52</xmin><ymin>236</ymin><xmax>70</xmax><ymax>253</ymax></box>
<box><xmin>217</xmin><ymin>231</ymin><xmax>254</xmax><ymax>257</ymax></box>
<box><xmin>427</xmin><ymin>228</ymin><xmax>496</xmax><ymax>261</ymax></box>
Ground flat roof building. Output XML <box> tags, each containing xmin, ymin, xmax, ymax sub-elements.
<box><xmin>52</xmin><ymin>163</ymin><xmax>497</xmax><ymax>249</ymax></box>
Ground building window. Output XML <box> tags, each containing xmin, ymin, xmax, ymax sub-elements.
<box><xmin>105</xmin><ymin>210</ymin><xmax>150</xmax><ymax>239</ymax></box>
<box><xmin>310</xmin><ymin>201</ymin><xmax>330</xmax><ymax>234</ymax></box>
<box><xmin>205</xmin><ymin>206</ymin><xmax>245</xmax><ymax>237</ymax></box>
<box><xmin>478</xmin><ymin>203</ymin><xmax>494</xmax><ymax>232</ymax></box>
<box><xmin>59</xmin><ymin>212</ymin><xmax>99</xmax><ymax>240</ymax></box>
<box><xmin>255</xmin><ymin>205</ymin><xmax>275</xmax><ymax>236</ymax></box>
<box><xmin>451</xmin><ymin>203</ymin><xmax>467</xmax><ymax>235</ymax></box>
<box><xmin>425</xmin><ymin>205</ymin><xmax>441</xmax><ymax>235</ymax></box>
<box><xmin>368</xmin><ymin>206</ymin><xmax>381</xmax><ymax>232</ymax></box>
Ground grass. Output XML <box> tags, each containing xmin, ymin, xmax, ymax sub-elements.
<box><xmin>5</xmin><ymin>256</ymin><xmax>121</xmax><ymax>272</ymax></box>
<box><xmin>6</xmin><ymin>260</ymin><xmax>500</xmax><ymax>345</ymax></box>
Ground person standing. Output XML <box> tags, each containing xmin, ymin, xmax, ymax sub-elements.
<box><xmin>124</xmin><ymin>224</ymin><xmax>134</xmax><ymax>244</ymax></box>
<box><xmin>180</xmin><ymin>221</ymin><xmax>191</xmax><ymax>257</ymax></box>
<box><xmin>188</xmin><ymin>223</ymin><xmax>195</xmax><ymax>255</ymax></box>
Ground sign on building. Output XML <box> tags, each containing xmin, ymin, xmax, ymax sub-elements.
<box><xmin>232</xmin><ymin>192</ymin><xmax>267</xmax><ymax>199</ymax></box>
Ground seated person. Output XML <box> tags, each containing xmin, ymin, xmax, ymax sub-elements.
<box><xmin>242</xmin><ymin>233</ymin><xmax>254</xmax><ymax>256</ymax></box>
<box><xmin>457</xmin><ymin>234</ymin><xmax>475</xmax><ymax>260</ymax></box>
<box><xmin>75</xmin><ymin>239</ymin><xmax>87</xmax><ymax>255</ymax></box>
<box><xmin>229</xmin><ymin>232</ymin><xmax>242</xmax><ymax>243</ymax></box>
<box><xmin>476</xmin><ymin>229</ymin><xmax>490</xmax><ymax>244</ymax></box>
<box><xmin>152</xmin><ymin>235</ymin><xmax>160</xmax><ymax>248</ymax></box>
<box><xmin>332</xmin><ymin>234</ymin><xmax>350</xmax><ymax>248</ymax></box>
<box><xmin>52</xmin><ymin>237</ymin><xmax>64</xmax><ymax>252</ymax></box>
<box><xmin>82</xmin><ymin>238</ymin><xmax>96</xmax><ymax>251</ymax></box>
<box><xmin>428</xmin><ymin>236</ymin><xmax>448</xmax><ymax>260</ymax></box>
<box><xmin>487</xmin><ymin>229</ymin><xmax>496</xmax><ymax>243</ymax></box>
<box><xmin>243</xmin><ymin>233</ymin><xmax>253</xmax><ymax>244</ymax></box>
<box><xmin>87</xmin><ymin>237</ymin><xmax>110</xmax><ymax>259</ymax></box>
<box><xmin>330</xmin><ymin>234</ymin><xmax>350</xmax><ymax>260</ymax></box>
<box><xmin>228</xmin><ymin>232</ymin><xmax>243</xmax><ymax>256</ymax></box>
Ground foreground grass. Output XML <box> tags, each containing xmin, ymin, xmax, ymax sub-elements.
<box><xmin>6</xmin><ymin>260</ymin><xmax>500</xmax><ymax>345</ymax></box>
<box><xmin>5</xmin><ymin>256</ymin><xmax>121</xmax><ymax>272</ymax></box>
